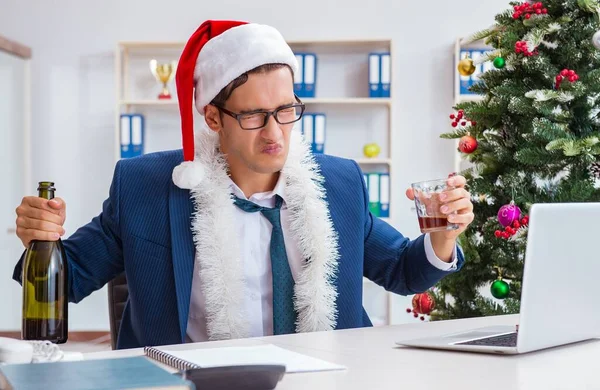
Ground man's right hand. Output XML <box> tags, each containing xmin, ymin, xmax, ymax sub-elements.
<box><xmin>15</xmin><ymin>197</ymin><xmax>66</xmax><ymax>247</ymax></box>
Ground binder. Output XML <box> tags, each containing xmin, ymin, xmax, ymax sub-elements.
<box><xmin>313</xmin><ymin>113</ymin><xmax>326</xmax><ymax>154</ymax></box>
<box><xmin>368</xmin><ymin>173</ymin><xmax>380</xmax><ymax>216</ymax></box>
<box><xmin>380</xmin><ymin>53</ymin><xmax>391</xmax><ymax>98</ymax></box>
<box><xmin>379</xmin><ymin>173</ymin><xmax>390</xmax><ymax>218</ymax></box>
<box><xmin>470</xmin><ymin>49</ymin><xmax>484</xmax><ymax>88</ymax></box>
<box><xmin>303</xmin><ymin>53</ymin><xmax>317</xmax><ymax>98</ymax></box>
<box><xmin>120</xmin><ymin>114</ymin><xmax>131</xmax><ymax>158</ymax></box>
<box><xmin>482</xmin><ymin>49</ymin><xmax>495</xmax><ymax>74</ymax></box>
<box><xmin>294</xmin><ymin>53</ymin><xmax>304</xmax><ymax>96</ymax></box>
<box><xmin>302</xmin><ymin>113</ymin><xmax>314</xmax><ymax>150</ymax></box>
<box><xmin>131</xmin><ymin>114</ymin><xmax>144</xmax><ymax>157</ymax></box>
<box><xmin>369</xmin><ymin>53</ymin><xmax>381</xmax><ymax>98</ymax></box>
<box><xmin>297</xmin><ymin>112</ymin><xmax>304</xmax><ymax>137</ymax></box>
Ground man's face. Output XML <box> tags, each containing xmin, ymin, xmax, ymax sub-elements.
<box><xmin>207</xmin><ymin>67</ymin><xmax>296</xmax><ymax>176</ymax></box>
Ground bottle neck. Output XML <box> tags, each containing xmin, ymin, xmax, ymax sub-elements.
<box><xmin>38</xmin><ymin>190</ymin><xmax>55</xmax><ymax>200</ymax></box>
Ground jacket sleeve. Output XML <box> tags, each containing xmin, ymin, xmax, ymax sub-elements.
<box><xmin>13</xmin><ymin>161</ymin><xmax>125</xmax><ymax>303</ymax></box>
<box><xmin>356</xmin><ymin>162</ymin><xmax>465</xmax><ymax>295</ymax></box>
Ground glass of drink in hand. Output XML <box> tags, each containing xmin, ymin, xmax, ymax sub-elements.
<box><xmin>411</xmin><ymin>178</ymin><xmax>459</xmax><ymax>233</ymax></box>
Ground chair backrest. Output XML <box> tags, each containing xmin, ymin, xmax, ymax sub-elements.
<box><xmin>107</xmin><ymin>272</ymin><xmax>129</xmax><ymax>350</ymax></box>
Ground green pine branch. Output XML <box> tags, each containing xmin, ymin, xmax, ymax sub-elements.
<box><xmin>433</xmin><ymin>0</ymin><xmax>600</xmax><ymax>321</ymax></box>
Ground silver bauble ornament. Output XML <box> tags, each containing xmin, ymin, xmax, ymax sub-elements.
<box><xmin>593</xmin><ymin>30</ymin><xmax>600</xmax><ymax>49</ymax></box>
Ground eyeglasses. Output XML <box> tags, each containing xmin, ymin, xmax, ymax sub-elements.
<box><xmin>211</xmin><ymin>95</ymin><xmax>306</xmax><ymax>130</ymax></box>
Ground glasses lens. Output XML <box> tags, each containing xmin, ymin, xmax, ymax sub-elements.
<box><xmin>239</xmin><ymin>112</ymin><xmax>268</xmax><ymax>129</ymax></box>
<box><xmin>276</xmin><ymin>105</ymin><xmax>304</xmax><ymax>124</ymax></box>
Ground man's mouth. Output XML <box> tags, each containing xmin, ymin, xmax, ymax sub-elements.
<box><xmin>262</xmin><ymin>144</ymin><xmax>282</xmax><ymax>154</ymax></box>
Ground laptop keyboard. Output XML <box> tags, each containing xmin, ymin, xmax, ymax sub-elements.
<box><xmin>455</xmin><ymin>332</ymin><xmax>518</xmax><ymax>347</ymax></box>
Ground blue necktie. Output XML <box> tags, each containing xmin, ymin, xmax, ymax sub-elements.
<box><xmin>232</xmin><ymin>194</ymin><xmax>297</xmax><ymax>335</ymax></box>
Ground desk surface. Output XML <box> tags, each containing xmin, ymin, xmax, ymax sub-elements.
<box><xmin>85</xmin><ymin>314</ymin><xmax>600</xmax><ymax>390</ymax></box>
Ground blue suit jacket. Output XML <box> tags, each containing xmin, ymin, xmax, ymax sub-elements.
<box><xmin>14</xmin><ymin>150</ymin><xmax>464</xmax><ymax>349</ymax></box>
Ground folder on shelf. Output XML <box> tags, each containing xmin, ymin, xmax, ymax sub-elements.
<box><xmin>380</xmin><ymin>53</ymin><xmax>391</xmax><ymax>98</ymax></box>
<box><xmin>313</xmin><ymin>113</ymin><xmax>326</xmax><ymax>154</ymax></box>
<box><xmin>302</xmin><ymin>53</ymin><xmax>317</xmax><ymax>98</ymax></box>
<box><xmin>368</xmin><ymin>173</ymin><xmax>381</xmax><ymax>216</ymax></box>
<box><xmin>294</xmin><ymin>53</ymin><xmax>304</xmax><ymax>96</ymax></box>
<box><xmin>379</xmin><ymin>173</ymin><xmax>390</xmax><ymax>218</ymax></box>
<box><xmin>120</xmin><ymin>114</ymin><xmax>131</xmax><ymax>158</ymax></box>
<box><xmin>302</xmin><ymin>113</ymin><xmax>314</xmax><ymax>150</ymax></box>
<box><xmin>369</xmin><ymin>53</ymin><xmax>381</xmax><ymax>98</ymax></box>
<box><xmin>481</xmin><ymin>49</ymin><xmax>495</xmax><ymax>74</ymax></box>
<box><xmin>130</xmin><ymin>114</ymin><xmax>144</xmax><ymax>158</ymax></box>
<box><xmin>120</xmin><ymin>113</ymin><xmax>145</xmax><ymax>159</ymax></box>
<box><xmin>470</xmin><ymin>49</ymin><xmax>484</xmax><ymax>90</ymax></box>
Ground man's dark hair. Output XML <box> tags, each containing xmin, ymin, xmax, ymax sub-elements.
<box><xmin>210</xmin><ymin>63</ymin><xmax>293</xmax><ymax>107</ymax></box>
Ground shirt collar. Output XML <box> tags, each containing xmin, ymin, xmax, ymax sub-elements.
<box><xmin>228</xmin><ymin>173</ymin><xmax>287</xmax><ymax>205</ymax></box>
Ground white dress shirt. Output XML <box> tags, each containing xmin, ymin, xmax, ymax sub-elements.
<box><xmin>186</xmin><ymin>174</ymin><xmax>457</xmax><ymax>342</ymax></box>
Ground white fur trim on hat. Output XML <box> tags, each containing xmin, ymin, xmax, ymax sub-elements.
<box><xmin>193</xmin><ymin>23</ymin><xmax>298</xmax><ymax>114</ymax></box>
<box><xmin>172</xmin><ymin>160</ymin><xmax>205</xmax><ymax>189</ymax></box>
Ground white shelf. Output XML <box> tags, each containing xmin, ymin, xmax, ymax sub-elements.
<box><xmin>118</xmin><ymin>39</ymin><xmax>392</xmax><ymax>50</ymax></box>
<box><xmin>119</xmin><ymin>98</ymin><xmax>391</xmax><ymax>106</ymax></box>
<box><xmin>354</xmin><ymin>158</ymin><xmax>391</xmax><ymax>165</ymax></box>
<box><xmin>303</xmin><ymin>98</ymin><xmax>391</xmax><ymax>105</ymax></box>
<box><xmin>455</xmin><ymin>94</ymin><xmax>484</xmax><ymax>103</ymax></box>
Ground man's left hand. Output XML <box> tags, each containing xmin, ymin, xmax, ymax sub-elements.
<box><xmin>405</xmin><ymin>174</ymin><xmax>474</xmax><ymax>242</ymax></box>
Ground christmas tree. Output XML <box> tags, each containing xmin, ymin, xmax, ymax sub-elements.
<box><xmin>429</xmin><ymin>0</ymin><xmax>600</xmax><ymax>320</ymax></box>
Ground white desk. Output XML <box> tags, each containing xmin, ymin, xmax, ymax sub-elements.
<box><xmin>85</xmin><ymin>314</ymin><xmax>600</xmax><ymax>390</ymax></box>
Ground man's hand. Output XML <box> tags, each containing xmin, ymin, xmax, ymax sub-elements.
<box><xmin>15</xmin><ymin>197</ymin><xmax>67</xmax><ymax>247</ymax></box>
<box><xmin>406</xmin><ymin>174</ymin><xmax>474</xmax><ymax>261</ymax></box>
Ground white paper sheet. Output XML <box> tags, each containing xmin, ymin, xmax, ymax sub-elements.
<box><xmin>157</xmin><ymin>344</ymin><xmax>346</xmax><ymax>373</ymax></box>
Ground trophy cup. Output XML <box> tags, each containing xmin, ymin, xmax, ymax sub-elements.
<box><xmin>150</xmin><ymin>59</ymin><xmax>177</xmax><ymax>99</ymax></box>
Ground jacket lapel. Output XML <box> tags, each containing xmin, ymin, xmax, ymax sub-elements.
<box><xmin>168</xmin><ymin>183</ymin><xmax>195</xmax><ymax>342</ymax></box>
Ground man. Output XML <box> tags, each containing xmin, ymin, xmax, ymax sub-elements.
<box><xmin>13</xmin><ymin>20</ymin><xmax>474</xmax><ymax>349</ymax></box>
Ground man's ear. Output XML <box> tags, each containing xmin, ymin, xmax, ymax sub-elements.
<box><xmin>204</xmin><ymin>105</ymin><xmax>222</xmax><ymax>133</ymax></box>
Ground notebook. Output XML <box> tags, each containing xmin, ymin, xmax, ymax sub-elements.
<box><xmin>0</xmin><ymin>356</ymin><xmax>194</xmax><ymax>390</ymax></box>
<box><xmin>144</xmin><ymin>344</ymin><xmax>346</xmax><ymax>373</ymax></box>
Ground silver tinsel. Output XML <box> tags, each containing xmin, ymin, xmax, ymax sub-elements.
<box><xmin>590</xmin><ymin>162</ymin><xmax>600</xmax><ymax>179</ymax></box>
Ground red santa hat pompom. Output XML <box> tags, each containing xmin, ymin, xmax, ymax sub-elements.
<box><xmin>172</xmin><ymin>19</ymin><xmax>299</xmax><ymax>189</ymax></box>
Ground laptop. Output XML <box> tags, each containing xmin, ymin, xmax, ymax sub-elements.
<box><xmin>396</xmin><ymin>202</ymin><xmax>600</xmax><ymax>355</ymax></box>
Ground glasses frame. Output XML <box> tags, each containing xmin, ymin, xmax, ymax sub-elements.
<box><xmin>211</xmin><ymin>95</ymin><xmax>306</xmax><ymax>130</ymax></box>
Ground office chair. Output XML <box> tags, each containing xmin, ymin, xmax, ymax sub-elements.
<box><xmin>107</xmin><ymin>272</ymin><xmax>129</xmax><ymax>350</ymax></box>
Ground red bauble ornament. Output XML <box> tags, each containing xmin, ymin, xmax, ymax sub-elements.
<box><xmin>458</xmin><ymin>135</ymin><xmax>478</xmax><ymax>154</ymax></box>
<box><xmin>494</xmin><ymin>230</ymin><xmax>502</xmax><ymax>238</ymax></box>
<box><xmin>412</xmin><ymin>292</ymin><xmax>435</xmax><ymax>315</ymax></box>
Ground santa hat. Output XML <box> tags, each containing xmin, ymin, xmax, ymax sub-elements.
<box><xmin>172</xmin><ymin>20</ymin><xmax>299</xmax><ymax>189</ymax></box>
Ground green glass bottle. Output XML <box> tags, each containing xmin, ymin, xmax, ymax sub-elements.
<box><xmin>21</xmin><ymin>181</ymin><xmax>68</xmax><ymax>343</ymax></box>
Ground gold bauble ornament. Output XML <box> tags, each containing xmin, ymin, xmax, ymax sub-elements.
<box><xmin>457</xmin><ymin>57</ymin><xmax>476</xmax><ymax>76</ymax></box>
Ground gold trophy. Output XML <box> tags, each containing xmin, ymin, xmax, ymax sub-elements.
<box><xmin>150</xmin><ymin>59</ymin><xmax>177</xmax><ymax>99</ymax></box>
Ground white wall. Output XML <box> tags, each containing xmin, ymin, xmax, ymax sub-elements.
<box><xmin>1</xmin><ymin>0</ymin><xmax>508</xmax><ymax>331</ymax></box>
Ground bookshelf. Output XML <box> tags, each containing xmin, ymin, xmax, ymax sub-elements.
<box><xmin>115</xmin><ymin>37</ymin><xmax>396</xmax><ymax>326</ymax></box>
